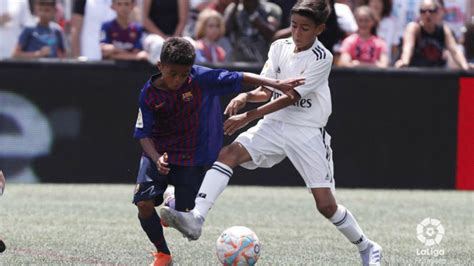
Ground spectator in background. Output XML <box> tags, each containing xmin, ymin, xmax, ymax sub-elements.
<box><xmin>364</xmin><ymin>0</ymin><xmax>400</xmax><ymax>64</ymax></box>
<box><xmin>194</xmin><ymin>9</ymin><xmax>226</xmax><ymax>64</ymax></box>
<box><xmin>71</xmin><ymin>0</ymin><xmax>116</xmax><ymax>60</ymax></box>
<box><xmin>142</xmin><ymin>0</ymin><xmax>188</xmax><ymax>38</ymax></box>
<box><xmin>339</xmin><ymin>5</ymin><xmax>388</xmax><ymax>68</ymax></box>
<box><xmin>207</xmin><ymin>0</ymin><xmax>233</xmax><ymax>15</ymax></box>
<box><xmin>13</xmin><ymin>0</ymin><xmax>65</xmax><ymax>59</ymax></box>
<box><xmin>100</xmin><ymin>0</ymin><xmax>147</xmax><ymax>60</ymax></box>
<box><xmin>224</xmin><ymin>0</ymin><xmax>282</xmax><ymax>63</ymax></box>
<box><xmin>463</xmin><ymin>23</ymin><xmax>474</xmax><ymax>66</ymax></box>
<box><xmin>335</xmin><ymin>0</ymin><xmax>358</xmax><ymax>34</ymax></box>
<box><xmin>395</xmin><ymin>0</ymin><xmax>470</xmax><ymax>70</ymax></box>
<box><xmin>184</xmin><ymin>0</ymin><xmax>212</xmax><ymax>37</ymax></box>
<box><xmin>320</xmin><ymin>0</ymin><xmax>347</xmax><ymax>56</ymax></box>
<box><xmin>0</xmin><ymin>0</ymin><xmax>34</xmax><ymax>59</ymax></box>
<box><xmin>269</xmin><ymin>0</ymin><xmax>297</xmax><ymax>29</ymax></box>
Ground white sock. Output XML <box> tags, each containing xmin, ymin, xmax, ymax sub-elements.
<box><xmin>329</xmin><ymin>205</ymin><xmax>369</xmax><ymax>251</ymax></box>
<box><xmin>193</xmin><ymin>162</ymin><xmax>232</xmax><ymax>218</ymax></box>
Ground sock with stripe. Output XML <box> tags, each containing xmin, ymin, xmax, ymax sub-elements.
<box><xmin>139</xmin><ymin>209</ymin><xmax>171</xmax><ymax>254</ymax></box>
<box><xmin>329</xmin><ymin>204</ymin><xmax>369</xmax><ymax>251</ymax></box>
<box><xmin>193</xmin><ymin>161</ymin><xmax>232</xmax><ymax>219</ymax></box>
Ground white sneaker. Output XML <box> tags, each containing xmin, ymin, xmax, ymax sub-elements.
<box><xmin>159</xmin><ymin>207</ymin><xmax>204</xmax><ymax>241</ymax></box>
<box><xmin>360</xmin><ymin>241</ymin><xmax>382</xmax><ymax>266</ymax></box>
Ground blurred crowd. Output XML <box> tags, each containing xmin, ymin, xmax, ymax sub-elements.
<box><xmin>0</xmin><ymin>0</ymin><xmax>473</xmax><ymax>69</ymax></box>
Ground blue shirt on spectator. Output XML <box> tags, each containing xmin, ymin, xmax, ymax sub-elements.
<box><xmin>18</xmin><ymin>24</ymin><xmax>65</xmax><ymax>58</ymax></box>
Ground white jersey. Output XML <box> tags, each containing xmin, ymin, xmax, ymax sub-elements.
<box><xmin>260</xmin><ymin>37</ymin><xmax>333</xmax><ymax>128</ymax></box>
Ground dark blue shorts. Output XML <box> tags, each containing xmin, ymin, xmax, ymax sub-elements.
<box><xmin>132</xmin><ymin>156</ymin><xmax>206</xmax><ymax>212</ymax></box>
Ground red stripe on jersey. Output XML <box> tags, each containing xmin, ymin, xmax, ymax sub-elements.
<box><xmin>456</xmin><ymin>77</ymin><xmax>474</xmax><ymax>190</ymax></box>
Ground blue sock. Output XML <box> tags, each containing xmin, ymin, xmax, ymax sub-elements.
<box><xmin>139</xmin><ymin>209</ymin><xmax>170</xmax><ymax>255</ymax></box>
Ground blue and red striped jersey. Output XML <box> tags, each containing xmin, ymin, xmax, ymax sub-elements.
<box><xmin>134</xmin><ymin>65</ymin><xmax>243</xmax><ymax>166</ymax></box>
<box><xmin>100</xmin><ymin>19</ymin><xmax>144</xmax><ymax>51</ymax></box>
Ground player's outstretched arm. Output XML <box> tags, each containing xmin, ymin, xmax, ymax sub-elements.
<box><xmin>224</xmin><ymin>90</ymin><xmax>300</xmax><ymax>135</ymax></box>
<box><xmin>224</xmin><ymin>87</ymin><xmax>272</xmax><ymax>116</ymax></box>
<box><xmin>241</xmin><ymin>72</ymin><xmax>304</xmax><ymax>98</ymax></box>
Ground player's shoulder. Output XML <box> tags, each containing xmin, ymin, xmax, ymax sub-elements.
<box><xmin>270</xmin><ymin>37</ymin><xmax>294</xmax><ymax>49</ymax></box>
<box><xmin>310</xmin><ymin>40</ymin><xmax>333</xmax><ymax>63</ymax></box>
<box><xmin>101</xmin><ymin>19</ymin><xmax>115</xmax><ymax>29</ymax></box>
<box><xmin>130</xmin><ymin>22</ymin><xmax>144</xmax><ymax>32</ymax></box>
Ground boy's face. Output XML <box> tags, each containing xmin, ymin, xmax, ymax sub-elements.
<box><xmin>157</xmin><ymin>63</ymin><xmax>192</xmax><ymax>91</ymax></box>
<box><xmin>36</xmin><ymin>4</ymin><xmax>55</xmax><ymax>23</ymax></box>
<box><xmin>112</xmin><ymin>0</ymin><xmax>135</xmax><ymax>18</ymax></box>
<box><xmin>290</xmin><ymin>14</ymin><xmax>325</xmax><ymax>50</ymax></box>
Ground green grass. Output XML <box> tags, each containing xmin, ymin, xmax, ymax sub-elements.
<box><xmin>0</xmin><ymin>184</ymin><xmax>472</xmax><ymax>265</ymax></box>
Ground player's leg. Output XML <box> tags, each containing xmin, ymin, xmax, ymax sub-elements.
<box><xmin>133</xmin><ymin>156</ymin><xmax>172</xmax><ymax>264</ymax></box>
<box><xmin>160</xmin><ymin>142</ymin><xmax>251</xmax><ymax>240</ymax></box>
<box><xmin>312</xmin><ymin>188</ymin><xmax>381</xmax><ymax>265</ymax></box>
<box><xmin>161</xmin><ymin>120</ymin><xmax>286</xmax><ymax>240</ymax></box>
<box><xmin>286</xmin><ymin>127</ymin><xmax>381</xmax><ymax>265</ymax></box>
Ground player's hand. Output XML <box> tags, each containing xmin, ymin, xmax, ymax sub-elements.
<box><xmin>224</xmin><ymin>113</ymin><xmax>250</xmax><ymax>135</ymax></box>
<box><xmin>156</xmin><ymin>153</ymin><xmax>170</xmax><ymax>175</ymax></box>
<box><xmin>224</xmin><ymin>93</ymin><xmax>248</xmax><ymax>116</ymax></box>
<box><xmin>0</xmin><ymin>170</ymin><xmax>5</xmax><ymax>196</ymax></box>
<box><xmin>274</xmin><ymin>78</ymin><xmax>305</xmax><ymax>99</ymax></box>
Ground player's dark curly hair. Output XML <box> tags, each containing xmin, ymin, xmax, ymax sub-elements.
<box><xmin>160</xmin><ymin>37</ymin><xmax>196</xmax><ymax>66</ymax></box>
<box><xmin>291</xmin><ymin>0</ymin><xmax>331</xmax><ymax>26</ymax></box>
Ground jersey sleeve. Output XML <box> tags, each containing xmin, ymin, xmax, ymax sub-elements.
<box><xmin>100</xmin><ymin>23</ymin><xmax>111</xmax><ymax>44</ymax></box>
<box><xmin>133</xmin><ymin>25</ymin><xmax>144</xmax><ymax>50</ymax></box>
<box><xmin>133</xmin><ymin>90</ymin><xmax>155</xmax><ymax>139</ymax></box>
<box><xmin>18</xmin><ymin>28</ymin><xmax>32</xmax><ymax>50</ymax></box>
<box><xmin>54</xmin><ymin>29</ymin><xmax>66</xmax><ymax>52</ymax></box>
<box><xmin>260</xmin><ymin>40</ymin><xmax>279</xmax><ymax>79</ymax></box>
<box><xmin>194</xmin><ymin>65</ymin><xmax>243</xmax><ymax>96</ymax></box>
<box><xmin>293</xmin><ymin>55</ymin><xmax>332</xmax><ymax>98</ymax></box>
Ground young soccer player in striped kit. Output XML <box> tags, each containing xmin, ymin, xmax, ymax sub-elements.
<box><xmin>132</xmin><ymin>37</ymin><xmax>304</xmax><ymax>266</ymax></box>
<box><xmin>160</xmin><ymin>1</ymin><xmax>382</xmax><ymax>265</ymax></box>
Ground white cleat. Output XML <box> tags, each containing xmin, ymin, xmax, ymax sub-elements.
<box><xmin>360</xmin><ymin>241</ymin><xmax>382</xmax><ymax>266</ymax></box>
<box><xmin>159</xmin><ymin>207</ymin><xmax>204</xmax><ymax>241</ymax></box>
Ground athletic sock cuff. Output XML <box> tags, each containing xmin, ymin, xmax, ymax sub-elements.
<box><xmin>212</xmin><ymin>162</ymin><xmax>233</xmax><ymax>178</ymax></box>
<box><xmin>329</xmin><ymin>204</ymin><xmax>347</xmax><ymax>226</ymax></box>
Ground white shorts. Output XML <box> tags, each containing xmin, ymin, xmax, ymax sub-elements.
<box><xmin>235</xmin><ymin>119</ymin><xmax>335</xmax><ymax>190</ymax></box>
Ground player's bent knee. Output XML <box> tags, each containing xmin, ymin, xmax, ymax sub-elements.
<box><xmin>136</xmin><ymin>200</ymin><xmax>155</xmax><ymax>218</ymax></box>
<box><xmin>217</xmin><ymin>143</ymin><xmax>249</xmax><ymax>167</ymax></box>
<box><xmin>316</xmin><ymin>202</ymin><xmax>337</xmax><ymax>218</ymax></box>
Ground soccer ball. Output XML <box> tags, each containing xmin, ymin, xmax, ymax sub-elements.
<box><xmin>216</xmin><ymin>226</ymin><xmax>261</xmax><ymax>265</ymax></box>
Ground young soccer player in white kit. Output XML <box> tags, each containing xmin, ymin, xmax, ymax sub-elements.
<box><xmin>161</xmin><ymin>0</ymin><xmax>382</xmax><ymax>264</ymax></box>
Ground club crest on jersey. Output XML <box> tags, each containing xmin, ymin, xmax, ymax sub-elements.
<box><xmin>182</xmin><ymin>91</ymin><xmax>193</xmax><ymax>102</ymax></box>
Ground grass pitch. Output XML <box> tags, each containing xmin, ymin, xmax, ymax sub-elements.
<box><xmin>0</xmin><ymin>184</ymin><xmax>472</xmax><ymax>265</ymax></box>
